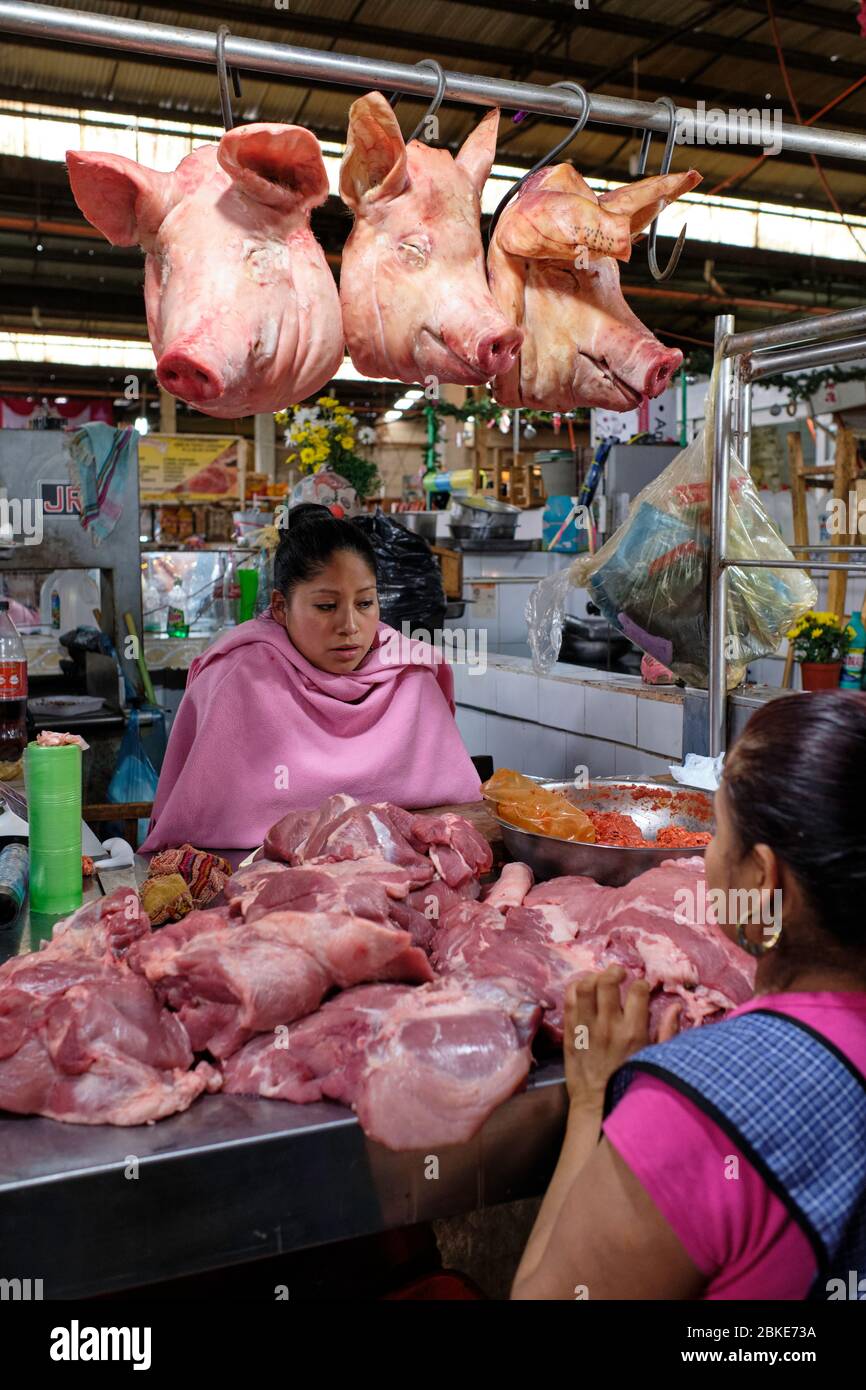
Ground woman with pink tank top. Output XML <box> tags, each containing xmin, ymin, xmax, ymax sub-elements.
<box><xmin>513</xmin><ymin>691</ymin><xmax>866</xmax><ymax>1300</ymax></box>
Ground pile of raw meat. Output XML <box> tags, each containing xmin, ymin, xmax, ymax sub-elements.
<box><xmin>0</xmin><ymin>795</ymin><xmax>753</xmax><ymax>1150</ymax></box>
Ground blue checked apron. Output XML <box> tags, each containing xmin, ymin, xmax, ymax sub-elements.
<box><xmin>605</xmin><ymin>1008</ymin><xmax>866</xmax><ymax>1300</ymax></box>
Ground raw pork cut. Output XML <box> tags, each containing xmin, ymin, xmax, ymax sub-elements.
<box><xmin>27</xmin><ymin>886</ymin><xmax>151</xmax><ymax>966</ymax></box>
<box><xmin>226</xmin><ymin>858</ymin><xmax>438</xmax><ymax>952</ymax></box>
<box><xmin>339</xmin><ymin>92</ymin><xmax>522</xmax><ymax>385</ymax></box>
<box><xmin>433</xmin><ymin>859</ymin><xmax>754</xmax><ymax>1041</ymax></box>
<box><xmin>222</xmin><ymin>978</ymin><xmax>541</xmax><ymax>1150</ymax></box>
<box><xmin>130</xmin><ymin>909</ymin><xmax>433</xmax><ymax>1059</ymax></box>
<box><xmin>488</xmin><ymin>164</ymin><xmax>701</xmax><ymax>411</ymax></box>
<box><xmin>483</xmin><ymin>861</ymin><xmax>534</xmax><ymax>913</ymax></box>
<box><xmin>67</xmin><ymin>125</ymin><xmax>343</xmax><ymax>418</ymax></box>
<box><xmin>0</xmin><ymin>938</ymin><xmax>219</xmax><ymax>1125</ymax></box>
<box><xmin>264</xmin><ymin>798</ymin><xmax>491</xmax><ymax>886</ymax></box>
<box><xmin>264</xmin><ymin>796</ymin><xmax>432</xmax><ymax>884</ymax></box>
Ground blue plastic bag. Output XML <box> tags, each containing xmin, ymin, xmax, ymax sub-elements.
<box><xmin>107</xmin><ymin>708</ymin><xmax>160</xmax><ymax>844</ymax></box>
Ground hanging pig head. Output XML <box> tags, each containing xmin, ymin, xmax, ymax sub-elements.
<box><xmin>488</xmin><ymin>163</ymin><xmax>702</xmax><ymax>412</ymax></box>
<box><xmin>339</xmin><ymin>92</ymin><xmax>523</xmax><ymax>387</ymax></box>
<box><xmin>66</xmin><ymin>126</ymin><xmax>344</xmax><ymax>418</ymax></box>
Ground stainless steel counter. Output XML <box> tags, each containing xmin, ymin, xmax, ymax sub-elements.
<box><xmin>0</xmin><ymin>1061</ymin><xmax>566</xmax><ymax>1298</ymax></box>
<box><xmin>0</xmin><ymin>847</ymin><xmax>567</xmax><ymax>1298</ymax></box>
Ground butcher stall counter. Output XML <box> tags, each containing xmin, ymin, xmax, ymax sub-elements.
<box><xmin>0</xmin><ymin>802</ymin><xmax>568</xmax><ymax>1299</ymax></box>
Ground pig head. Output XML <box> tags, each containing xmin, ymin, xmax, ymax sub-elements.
<box><xmin>488</xmin><ymin>163</ymin><xmax>702</xmax><ymax>411</ymax></box>
<box><xmin>66</xmin><ymin>126</ymin><xmax>344</xmax><ymax>418</ymax></box>
<box><xmin>339</xmin><ymin>92</ymin><xmax>522</xmax><ymax>387</ymax></box>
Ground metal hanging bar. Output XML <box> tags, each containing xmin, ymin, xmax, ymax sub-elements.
<box><xmin>741</xmin><ymin>335</ymin><xmax>866</xmax><ymax>382</ymax></box>
<box><xmin>724</xmin><ymin>306</ymin><xmax>866</xmax><ymax>358</ymax></box>
<box><xmin>2</xmin><ymin>0</ymin><xmax>866</xmax><ymax>163</ymax></box>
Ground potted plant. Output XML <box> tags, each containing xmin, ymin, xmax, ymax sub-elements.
<box><xmin>787</xmin><ymin>610</ymin><xmax>854</xmax><ymax>691</ymax></box>
<box><xmin>278</xmin><ymin>397</ymin><xmax>381</xmax><ymax>501</ymax></box>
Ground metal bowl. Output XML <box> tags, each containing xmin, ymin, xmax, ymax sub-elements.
<box><xmin>489</xmin><ymin>778</ymin><xmax>714</xmax><ymax>887</ymax></box>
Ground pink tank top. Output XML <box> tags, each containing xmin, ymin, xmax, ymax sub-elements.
<box><xmin>602</xmin><ymin>991</ymin><xmax>866</xmax><ymax>1299</ymax></box>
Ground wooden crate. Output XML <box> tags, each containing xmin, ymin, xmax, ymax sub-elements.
<box><xmin>430</xmin><ymin>545</ymin><xmax>463</xmax><ymax>599</ymax></box>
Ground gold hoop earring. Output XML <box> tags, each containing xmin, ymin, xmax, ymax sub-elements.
<box><xmin>737</xmin><ymin>916</ymin><xmax>782</xmax><ymax>958</ymax></box>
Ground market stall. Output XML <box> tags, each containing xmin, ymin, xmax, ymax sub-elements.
<box><xmin>0</xmin><ymin>0</ymin><xmax>865</xmax><ymax>1325</ymax></box>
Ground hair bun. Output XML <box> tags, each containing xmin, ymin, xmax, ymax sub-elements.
<box><xmin>288</xmin><ymin>502</ymin><xmax>336</xmax><ymax>525</ymax></box>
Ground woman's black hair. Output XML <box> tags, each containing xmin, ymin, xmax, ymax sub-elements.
<box><xmin>273</xmin><ymin>503</ymin><xmax>377</xmax><ymax>600</ymax></box>
<box><xmin>723</xmin><ymin>691</ymin><xmax>866</xmax><ymax>945</ymax></box>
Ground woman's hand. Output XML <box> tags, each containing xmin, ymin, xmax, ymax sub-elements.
<box><xmin>562</xmin><ymin>966</ymin><xmax>680</xmax><ymax>1112</ymax></box>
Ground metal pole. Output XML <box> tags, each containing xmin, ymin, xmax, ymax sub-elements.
<box><xmin>735</xmin><ymin>366</ymin><xmax>752</xmax><ymax>476</ymax></box>
<box><xmin>742</xmin><ymin>335</ymin><xmax>866</xmax><ymax>381</ymax></box>
<box><xmin>725</xmin><ymin>306</ymin><xmax>866</xmax><ymax>358</ymax></box>
<box><xmin>3</xmin><ymin>0</ymin><xmax>866</xmax><ymax>161</ymax></box>
<box><xmin>722</xmin><ymin>558</ymin><xmax>866</xmax><ymax>571</ymax></box>
<box><xmin>709</xmin><ymin>314</ymin><xmax>735</xmax><ymax>759</ymax></box>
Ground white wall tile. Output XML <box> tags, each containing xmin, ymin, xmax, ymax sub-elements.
<box><xmin>499</xmin><ymin>582</ymin><xmax>535</xmax><ymax>644</ymax></box>
<box><xmin>496</xmin><ymin>667</ymin><xmax>539</xmax><ymax>722</ymax></box>
<box><xmin>455</xmin><ymin>706</ymin><xmax>487</xmax><ymax>757</ymax></box>
<box><xmin>614</xmin><ymin>745</ymin><xmax>672</xmax><ymax>778</ymax></box>
<box><xmin>636</xmin><ymin>697</ymin><xmax>683</xmax><ymax>758</ymax></box>
<box><xmin>485</xmin><ymin>715</ymin><xmax>538</xmax><ymax>774</ymax></box>
<box><xmin>585</xmin><ymin>687</ymin><xmax>637</xmax><ymax>744</ymax></box>
<box><xmin>450</xmin><ymin>660</ymin><xmax>469</xmax><ymax>704</ymax></box>
<box><xmin>566</xmin><ymin>733</ymin><xmax>617</xmax><ymax>779</ymax></box>
<box><xmin>531</xmin><ymin>726</ymin><xmax>569</xmax><ymax>781</ymax></box>
<box><xmin>461</xmin><ymin>664</ymin><xmax>498</xmax><ymax>712</ymax></box>
<box><xmin>539</xmin><ymin>676</ymin><xmax>585</xmax><ymax>734</ymax></box>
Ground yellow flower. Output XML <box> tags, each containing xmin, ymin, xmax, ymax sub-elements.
<box><xmin>317</xmin><ymin>395</ymin><xmax>338</xmax><ymax>408</ymax></box>
<box><xmin>338</xmin><ymin>435</ymin><xmax>353</xmax><ymax>449</ymax></box>
<box><xmin>300</xmin><ymin>447</ymin><xmax>315</xmax><ymax>465</ymax></box>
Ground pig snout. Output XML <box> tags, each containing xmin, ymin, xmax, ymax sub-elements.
<box><xmin>642</xmin><ymin>348</ymin><xmax>683</xmax><ymax>398</ymax></box>
<box><xmin>156</xmin><ymin>346</ymin><xmax>225</xmax><ymax>405</ymax></box>
<box><xmin>475</xmin><ymin>324</ymin><xmax>523</xmax><ymax>380</ymax></box>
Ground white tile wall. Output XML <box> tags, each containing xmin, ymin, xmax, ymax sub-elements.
<box><xmin>496</xmin><ymin>666</ymin><xmax>539</xmax><ymax>721</ymax></box>
<box><xmin>454</xmin><ymin>705</ymin><xmax>484</xmax><ymax>750</ymax></box>
<box><xmin>485</xmin><ymin>714</ymin><xmax>540</xmax><ymax>775</ymax></box>
<box><xmin>585</xmin><ymin>686</ymin><xmax>637</xmax><ymax>744</ymax></box>
<box><xmin>636</xmin><ymin>697</ymin><xmax>683</xmax><ymax>758</ymax></box>
<box><xmin>464</xmin><ymin>664</ymin><xmax>498</xmax><ymax>712</ymax></box>
<box><xmin>538</xmin><ymin>675</ymin><xmax>585</xmax><ymax>734</ymax></box>
<box><xmin>614</xmin><ymin>745</ymin><xmax>673</xmax><ymax>778</ymax></box>
<box><xmin>532</xmin><ymin>725</ymin><xmax>569</xmax><ymax>780</ymax></box>
<box><xmin>566</xmin><ymin>733</ymin><xmax>617</xmax><ymax>779</ymax></box>
<box><xmin>499</xmin><ymin>582</ymin><xmax>534</xmax><ymax>644</ymax></box>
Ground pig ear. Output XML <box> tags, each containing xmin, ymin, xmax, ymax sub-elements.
<box><xmin>66</xmin><ymin>150</ymin><xmax>173</xmax><ymax>246</ymax></box>
<box><xmin>455</xmin><ymin>108</ymin><xmax>499</xmax><ymax>195</ymax></box>
<box><xmin>339</xmin><ymin>92</ymin><xmax>408</xmax><ymax>211</ymax></box>
<box><xmin>218</xmin><ymin>124</ymin><xmax>330</xmax><ymax>212</ymax></box>
<box><xmin>599</xmin><ymin>169</ymin><xmax>702</xmax><ymax>239</ymax></box>
<box><xmin>494</xmin><ymin>167</ymin><xmax>634</xmax><ymax>263</ymax></box>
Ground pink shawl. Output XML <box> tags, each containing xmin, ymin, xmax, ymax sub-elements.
<box><xmin>141</xmin><ymin>613</ymin><xmax>481</xmax><ymax>852</ymax></box>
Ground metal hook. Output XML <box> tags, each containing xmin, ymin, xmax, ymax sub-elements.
<box><xmin>215</xmin><ymin>25</ymin><xmax>243</xmax><ymax>132</ymax></box>
<box><xmin>388</xmin><ymin>59</ymin><xmax>447</xmax><ymax>143</ymax></box>
<box><xmin>487</xmin><ymin>81</ymin><xmax>590</xmax><ymax>243</ymax></box>
<box><xmin>636</xmin><ymin>96</ymin><xmax>687</xmax><ymax>283</ymax></box>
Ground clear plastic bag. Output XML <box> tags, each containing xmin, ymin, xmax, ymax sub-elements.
<box><xmin>527</xmin><ymin>376</ymin><xmax>817</xmax><ymax>687</ymax></box>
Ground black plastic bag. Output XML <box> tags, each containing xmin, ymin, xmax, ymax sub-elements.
<box><xmin>353</xmin><ymin>509</ymin><xmax>446</xmax><ymax>637</ymax></box>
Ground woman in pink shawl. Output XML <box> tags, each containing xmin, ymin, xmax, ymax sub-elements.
<box><xmin>141</xmin><ymin>504</ymin><xmax>481</xmax><ymax>853</ymax></box>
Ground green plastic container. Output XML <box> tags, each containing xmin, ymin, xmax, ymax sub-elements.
<box><xmin>238</xmin><ymin>567</ymin><xmax>259</xmax><ymax>623</ymax></box>
<box><xmin>26</xmin><ymin>741</ymin><xmax>83</xmax><ymax>915</ymax></box>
